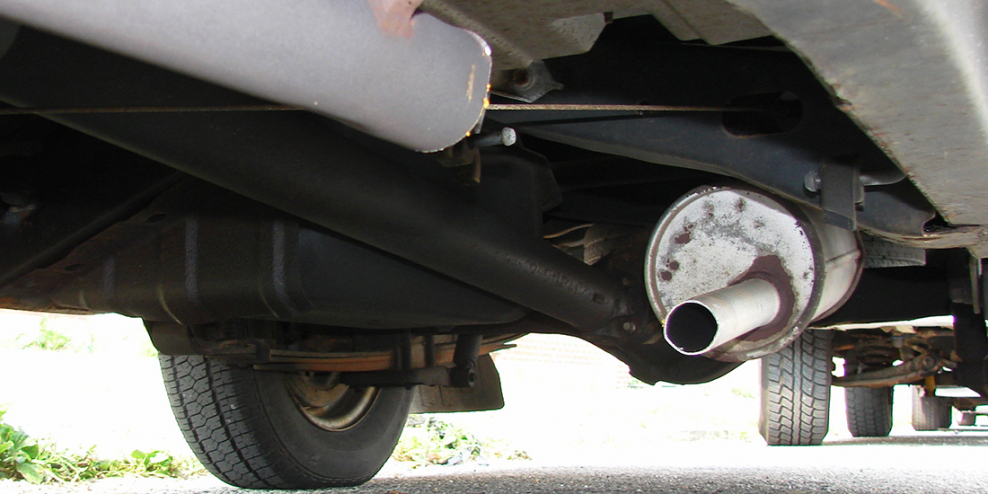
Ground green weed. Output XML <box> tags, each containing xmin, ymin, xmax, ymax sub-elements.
<box><xmin>392</xmin><ymin>417</ymin><xmax>530</xmax><ymax>467</ymax></box>
<box><xmin>0</xmin><ymin>409</ymin><xmax>203</xmax><ymax>484</ymax></box>
<box><xmin>19</xmin><ymin>318</ymin><xmax>72</xmax><ymax>352</ymax></box>
<box><xmin>730</xmin><ymin>386</ymin><xmax>755</xmax><ymax>399</ymax></box>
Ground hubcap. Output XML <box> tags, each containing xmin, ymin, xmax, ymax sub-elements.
<box><xmin>285</xmin><ymin>371</ymin><xmax>378</xmax><ymax>431</ymax></box>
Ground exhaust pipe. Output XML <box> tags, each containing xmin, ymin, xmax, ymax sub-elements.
<box><xmin>645</xmin><ymin>186</ymin><xmax>862</xmax><ymax>362</ymax></box>
<box><xmin>664</xmin><ymin>279</ymin><xmax>781</xmax><ymax>356</ymax></box>
<box><xmin>0</xmin><ymin>24</ymin><xmax>628</xmax><ymax>332</ymax></box>
<box><xmin>0</xmin><ymin>0</ymin><xmax>491</xmax><ymax>152</ymax></box>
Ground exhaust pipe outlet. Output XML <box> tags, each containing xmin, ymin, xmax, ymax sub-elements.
<box><xmin>645</xmin><ymin>186</ymin><xmax>861</xmax><ymax>362</ymax></box>
<box><xmin>664</xmin><ymin>279</ymin><xmax>781</xmax><ymax>356</ymax></box>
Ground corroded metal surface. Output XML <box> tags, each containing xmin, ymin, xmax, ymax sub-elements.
<box><xmin>726</xmin><ymin>0</ymin><xmax>988</xmax><ymax>257</ymax></box>
<box><xmin>645</xmin><ymin>187</ymin><xmax>861</xmax><ymax>361</ymax></box>
<box><xmin>423</xmin><ymin>0</ymin><xmax>768</xmax><ymax>71</ymax></box>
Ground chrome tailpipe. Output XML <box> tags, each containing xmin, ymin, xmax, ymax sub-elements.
<box><xmin>664</xmin><ymin>278</ymin><xmax>781</xmax><ymax>356</ymax></box>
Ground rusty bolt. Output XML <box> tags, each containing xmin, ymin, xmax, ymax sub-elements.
<box><xmin>512</xmin><ymin>68</ymin><xmax>532</xmax><ymax>88</ymax></box>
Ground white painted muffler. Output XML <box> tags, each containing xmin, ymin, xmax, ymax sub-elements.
<box><xmin>645</xmin><ymin>186</ymin><xmax>861</xmax><ymax>362</ymax></box>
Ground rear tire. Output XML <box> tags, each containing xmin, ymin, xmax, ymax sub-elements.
<box><xmin>911</xmin><ymin>386</ymin><xmax>952</xmax><ymax>431</ymax></box>
<box><xmin>160</xmin><ymin>354</ymin><xmax>411</xmax><ymax>489</ymax></box>
<box><xmin>759</xmin><ymin>329</ymin><xmax>832</xmax><ymax>446</ymax></box>
<box><xmin>844</xmin><ymin>387</ymin><xmax>893</xmax><ymax>437</ymax></box>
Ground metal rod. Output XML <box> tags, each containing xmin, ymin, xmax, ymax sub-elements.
<box><xmin>486</xmin><ymin>103</ymin><xmax>760</xmax><ymax>113</ymax></box>
<box><xmin>424</xmin><ymin>334</ymin><xmax>436</xmax><ymax>368</ymax></box>
<box><xmin>0</xmin><ymin>103</ymin><xmax>760</xmax><ymax>116</ymax></box>
<box><xmin>0</xmin><ymin>26</ymin><xmax>630</xmax><ymax>332</ymax></box>
<box><xmin>833</xmin><ymin>354</ymin><xmax>941</xmax><ymax>387</ymax></box>
<box><xmin>0</xmin><ymin>105</ymin><xmax>302</xmax><ymax>115</ymax></box>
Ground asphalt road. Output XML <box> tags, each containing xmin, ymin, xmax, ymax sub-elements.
<box><xmin>4</xmin><ymin>433</ymin><xmax>988</xmax><ymax>494</ymax></box>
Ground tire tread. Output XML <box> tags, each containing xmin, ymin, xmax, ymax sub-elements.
<box><xmin>760</xmin><ymin>330</ymin><xmax>832</xmax><ymax>446</ymax></box>
<box><xmin>844</xmin><ymin>387</ymin><xmax>893</xmax><ymax>437</ymax></box>
<box><xmin>911</xmin><ymin>386</ymin><xmax>952</xmax><ymax>431</ymax></box>
<box><xmin>160</xmin><ymin>354</ymin><xmax>381</xmax><ymax>489</ymax></box>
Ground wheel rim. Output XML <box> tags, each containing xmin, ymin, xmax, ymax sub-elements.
<box><xmin>285</xmin><ymin>371</ymin><xmax>379</xmax><ymax>431</ymax></box>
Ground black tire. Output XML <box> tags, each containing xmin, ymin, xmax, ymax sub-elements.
<box><xmin>759</xmin><ymin>329</ymin><xmax>832</xmax><ymax>446</ymax></box>
<box><xmin>911</xmin><ymin>386</ymin><xmax>952</xmax><ymax>431</ymax></box>
<box><xmin>844</xmin><ymin>387</ymin><xmax>893</xmax><ymax>437</ymax></box>
<box><xmin>160</xmin><ymin>354</ymin><xmax>412</xmax><ymax>489</ymax></box>
<box><xmin>860</xmin><ymin>236</ymin><xmax>926</xmax><ymax>268</ymax></box>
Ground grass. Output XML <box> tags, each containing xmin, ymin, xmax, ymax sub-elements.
<box><xmin>0</xmin><ymin>313</ymin><xmax>782</xmax><ymax>479</ymax></box>
<box><xmin>1</xmin><ymin>313</ymin><xmax>530</xmax><ymax>481</ymax></box>
<box><xmin>17</xmin><ymin>318</ymin><xmax>73</xmax><ymax>352</ymax></box>
<box><xmin>1</xmin><ymin>312</ymin><xmax>157</xmax><ymax>357</ymax></box>
<box><xmin>0</xmin><ymin>409</ymin><xmax>203</xmax><ymax>484</ymax></box>
<box><xmin>392</xmin><ymin>416</ymin><xmax>530</xmax><ymax>468</ymax></box>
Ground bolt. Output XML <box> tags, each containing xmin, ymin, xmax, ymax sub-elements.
<box><xmin>500</xmin><ymin>127</ymin><xmax>517</xmax><ymax>147</ymax></box>
<box><xmin>468</xmin><ymin>127</ymin><xmax>517</xmax><ymax>148</ymax></box>
<box><xmin>622</xmin><ymin>321</ymin><xmax>636</xmax><ymax>332</ymax></box>
<box><xmin>803</xmin><ymin>170</ymin><xmax>822</xmax><ymax>192</ymax></box>
<box><xmin>512</xmin><ymin>68</ymin><xmax>532</xmax><ymax>88</ymax></box>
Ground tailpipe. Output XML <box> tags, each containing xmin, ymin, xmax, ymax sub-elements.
<box><xmin>664</xmin><ymin>279</ymin><xmax>781</xmax><ymax>356</ymax></box>
<box><xmin>645</xmin><ymin>186</ymin><xmax>862</xmax><ymax>362</ymax></box>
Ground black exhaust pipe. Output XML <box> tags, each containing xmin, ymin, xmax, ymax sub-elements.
<box><xmin>0</xmin><ymin>23</ymin><xmax>630</xmax><ymax>332</ymax></box>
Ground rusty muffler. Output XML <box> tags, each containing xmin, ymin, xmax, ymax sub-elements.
<box><xmin>645</xmin><ymin>186</ymin><xmax>862</xmax><ymax>361</ymax></box>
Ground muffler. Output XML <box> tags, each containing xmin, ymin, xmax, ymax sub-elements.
<box><xmin>645</xmin><ymin>186</ymin><xmax>861</xmax><ymax>361</ymax></box>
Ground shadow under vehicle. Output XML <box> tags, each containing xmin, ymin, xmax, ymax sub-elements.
<box><xmin>0</xmin><ymin>0</ymin><xmax>986</xmax><ymax>488</ymax></box>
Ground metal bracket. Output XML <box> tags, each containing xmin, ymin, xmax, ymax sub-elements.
<box><xmin>953</xmin><ymin>302</ymin><xmax>988</xmax><ymax>396</ymax></box>
<box><xmin>805</xmin><ymin>161</ymin><xmax>863</xmax><ymax>230</ymax></box>
<box><xmin>450</xmin><ymin>333</ymin><xmax>483</xmax><ymax>388</ymax></box>
<box><xmin>409</xmin><ymin>355</ymin><xmax>505</xmax><ymax>413</ymax></box>
<box><xmin>340</xmin><ymin>366</ymin><xmax>452</xmax><ymax>388</ymax></box>
<box><xmin>833</xmin><ymin>354</ymin><xmax>941</xmax><ymax>387</ymax></box>
<box><xmin>490</xmin><ymin>61</ymin><xmax>563</xmax><ymax>103</ymax></box>
<box><xmin>145</xmin><ymin>321</ymin><xmax>198</xmax><ymax>356</ymax></box>
<box><xmin>146</xmin><ymin>320</ymin><xmax>273</xmax><ymax>364</ymax></box>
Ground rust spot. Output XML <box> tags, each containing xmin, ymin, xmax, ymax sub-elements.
<box><xmin>367</xmin><ymin>0</ymin><xmax>424</xmax><ymax>38</ymax></box>
<box><xmin>736</xmin><ymin>198</ymin><xmax>746</xmax><ymax>212</ymax></box>
<box><xmin>673</xmin><ymin>231</ymin><xmax>691</xmax><ymax>244</ymax></box>
<box><xmin>668</xmin><ymin>260</ymin><xmax>680</xmax><ymax>271</ymax></box>
<box><xmin>466</xmin><ymin>64</ymin><xmax>476</xmax><ymax>102</ymax></box>
<box><xmin>874</xmin><ymin>0</ymin><xmax>904</xmax><ymax>18</ymax></box>
<box><xmin>730</xmin><ymin>255</ymin><xmax>796</xmax><ymax>342</ymax></box>
<box><xmin>659</xmin><ymin>270</ymin><xmax>673</xmax><ymax>281</ymax></box>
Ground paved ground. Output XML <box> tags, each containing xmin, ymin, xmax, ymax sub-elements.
<box><xmin>4</xmin><ymin>316</ymin><xmax>987</xmax><ymax>493</ymax></box>
<box><xmin>3</xmin><ymin>433</ymin><xmax>987</xmax><ymax>494</ymax></box>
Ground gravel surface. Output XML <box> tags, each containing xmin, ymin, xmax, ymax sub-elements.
<box><xmin>3</xmin><ymin>434</ymin><xmax>987</xmax><ymax>494</ymax></box>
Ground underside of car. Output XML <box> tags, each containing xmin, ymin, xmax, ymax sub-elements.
<box><xmin>0</xmin><ymin>0</ymin><xmax>986</xmax><ymax>489</ymax></box>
